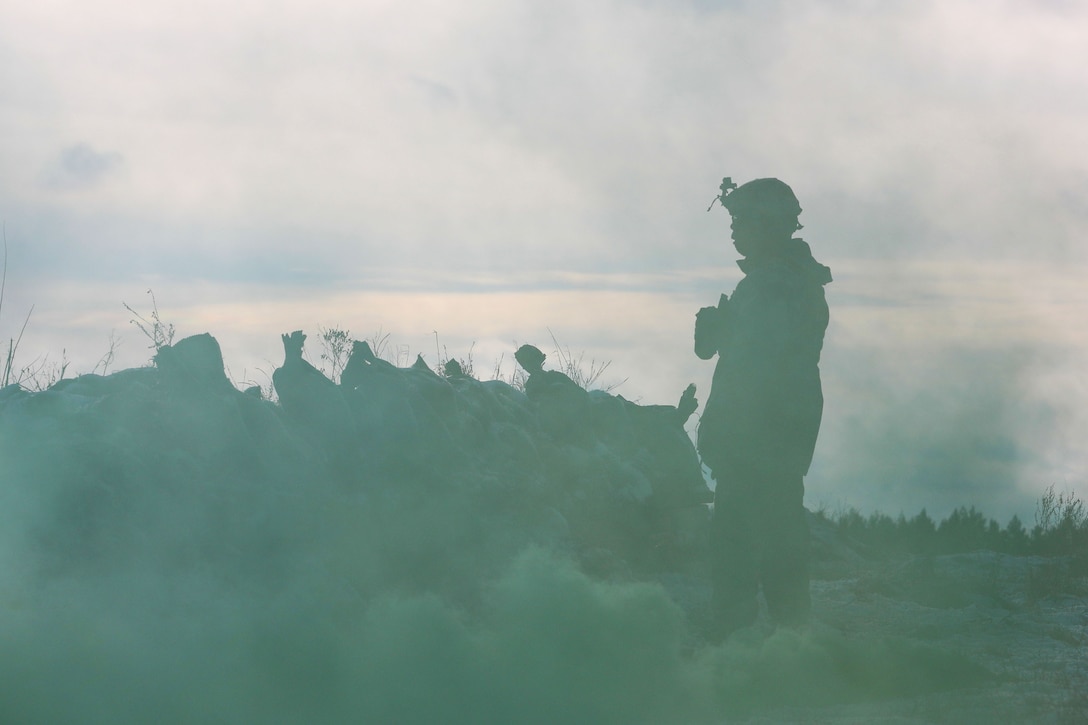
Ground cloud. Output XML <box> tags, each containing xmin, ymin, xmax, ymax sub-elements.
<box><xmin>408</xmin><ymin>75</ymin><xmax>460</xmax><ymax>110</ymax></box>
<box><xmin>44</xmin><ymin>143</ymin><xmax>124</xmax><ymax>191</ymax></box>
<box><xmin>4</xmin><ymin>0</ymin><xmax>1086</xmax><ymax>278</ymax></box>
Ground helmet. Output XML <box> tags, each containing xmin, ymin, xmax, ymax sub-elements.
<box><xmin>514</xmin><ymin>344</ymin><xmax>546</xmax><ymax>373</ymax></box>
<box><xmin>715</xmin><ymin>177</ymin><xmax>803</xmax><ymax>230</ymax></box>
<box><xmin>723</xmin><ymin>177</ymin><xmax>801</xmax><ymax>217</ymax></box>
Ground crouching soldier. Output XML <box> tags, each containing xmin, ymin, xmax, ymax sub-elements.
<box><xmin>696</xmin><ymin>177</ymin><xmax>832</xmax><ymax>640</ymax></box>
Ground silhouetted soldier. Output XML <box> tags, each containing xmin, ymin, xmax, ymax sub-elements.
<box><xmin>514</xmin><ymin>344</ymin><xmax>591</xmax><ymax>445</ymax></box>
<box><xmin>696</xmin><ymin>177</ymin><xmax>832</xmax><ymax>640</ymax></box>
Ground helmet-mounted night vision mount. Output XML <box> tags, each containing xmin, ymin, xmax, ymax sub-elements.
<box><xmin>706</xmin><ymin>177</ymin><xmax>739</xmax><ymax>212</ymax></box>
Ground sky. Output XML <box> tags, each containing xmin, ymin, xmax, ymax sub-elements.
<box><xmin>2</xmin><ymin>0</ymin><xmax>1087</xmax><ymax>521</ymax></box>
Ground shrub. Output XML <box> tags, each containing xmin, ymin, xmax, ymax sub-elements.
<box><xmin>1031</xmin><ymin>485</ymin><xmax>1088</xmax><ymax>557</ymax></box>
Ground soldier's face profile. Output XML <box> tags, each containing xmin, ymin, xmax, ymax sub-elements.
<box><xmin>730</xmin><ymin>211</ymin><xmax>768</xmax><ymax>257</ymax></box>
<box><xmin>730</xmin><ymin>207</ymin><xmax>793</xmax><ymax>258</ymax></box>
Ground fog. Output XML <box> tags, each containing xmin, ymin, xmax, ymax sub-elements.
<box><xmin>0</xmin><ymin>340</ymin><xmax>991</xmax><ymax>722</ymax></box>
<box><xmin>2</xmin><ymin>0</ymin><xmax>1087</xmax><ymax>720</ymax></box>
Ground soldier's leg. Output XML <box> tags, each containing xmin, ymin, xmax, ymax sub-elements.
<box><xmin>758</xmin><ymin>475</ymin><xmax>811</xmax><ymax>626</ymax></box>
<box><xmin>708</xmin><ymin>467</ymin><xmax>759</xmax><ymax>639</ymax></box>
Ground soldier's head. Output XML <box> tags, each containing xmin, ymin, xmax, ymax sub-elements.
<box><xmin>720</xmin><ymin>177</ymin><xmax>802</xmax><ymax>258</ymax></box>
<box><xmin>514</xmin><ymin>344</ymin><xmax>546</xmax><ymax>374</ymax></box>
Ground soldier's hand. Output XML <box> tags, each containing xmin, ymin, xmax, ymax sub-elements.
<box><xmin>695</xmin><ymin>308</ymin><xmax>723</xmax><ymax>360</ymax></box>
<box><xmin>676</xmin><ymin>383</ymin><xmax>698</xmax><ymax>423</ymax></box>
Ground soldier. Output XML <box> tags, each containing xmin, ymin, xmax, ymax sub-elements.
<box><xmin>696</xmin><ymin>177</ymin><xmax>832</xmax><ymax>640</ymax></box>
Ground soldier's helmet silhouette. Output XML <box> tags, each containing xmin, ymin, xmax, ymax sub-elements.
<box><xmin>716</xmin><ymin>177</ymin><xmax>804</xmax><ymax>231</ymax></box>
<box><xmin>514</xmin><ymin>344</ymin><xmax>547</xmax><ymax>374</ymax></box>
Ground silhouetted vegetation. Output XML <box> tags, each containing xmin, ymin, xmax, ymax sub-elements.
<box><xmin>123</xmin><ymin>289</ymin><xmax>175</xmax><ymax>357</ymax></box>
<box><xmin>818</xmin><ymin>485</ymin><xmax>1088</xmax><ymax>559</ymax></box>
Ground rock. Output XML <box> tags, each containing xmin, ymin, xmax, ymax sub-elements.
<box><xmin>155</xmin><ymin>333</ymin><xmax>233</xmax><ymax>393</ymax></box>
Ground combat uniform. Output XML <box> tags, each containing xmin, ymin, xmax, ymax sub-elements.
<box><xmin>696</xmin><ymin>237</ymin><xmax>831</xmax><ymax>635</ymax></box>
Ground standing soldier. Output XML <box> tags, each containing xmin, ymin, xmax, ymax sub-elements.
<box><xmin>696</xmin><ymin>177</ymin><xmax>832</xmax><ymax>640</ymax></box>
